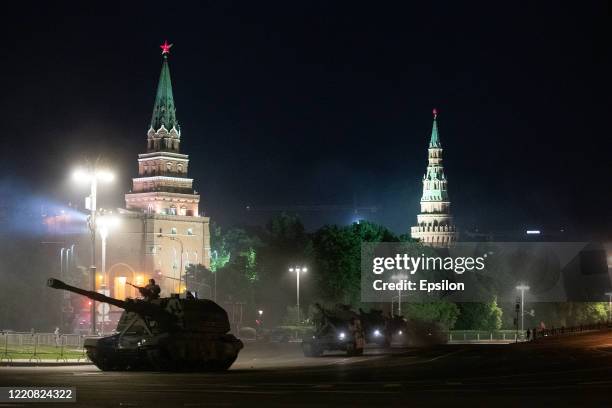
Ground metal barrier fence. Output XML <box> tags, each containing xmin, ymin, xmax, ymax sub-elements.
<box><xmin>448</xmin><ymin>330</ymin><xmax>522</xmax><ymax>342</ymax></box>
<box><xmin>532</xmin><ymin>322</ymin><xmax>609</xmax><ymax>340</ymax></box>
<box><xmin>448</xmin><ymin>322</ymin><xmax>610</xmax><ymax>343</ymax></box>
<box><xmin>0</xmin><ymin>332</ymin><xmax>91</xmax><ymax>363</ymax></box>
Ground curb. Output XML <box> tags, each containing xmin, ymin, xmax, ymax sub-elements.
<box><xmin>1</xmin><ymin>361</ymin><xmax>93</xmax><ymax>367</ymax></box>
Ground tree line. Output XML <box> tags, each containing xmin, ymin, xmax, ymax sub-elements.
<box><xmin>185</xmin><ymin>214</ymin><xmax>608</xmax><ymax>330</ymax></box>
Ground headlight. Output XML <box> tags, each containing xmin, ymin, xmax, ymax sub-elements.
<box><xmin>398</xmin><ymin>330</ymin><xmax>403</xmax><ymax>335</ymax></box>
<box><xmin>338</xmin><ymin>332</ymin><xmax>346</xmax><ymax>340</ymax></box>
<box><xmin>373</xmin><ymin>329</ymin><xmax>381</xmax><ymax>337</ymax></box>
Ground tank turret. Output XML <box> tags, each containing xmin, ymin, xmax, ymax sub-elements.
<box><xmin>47</xmin><ymin>278</ymin><xmax>243</xmax><ymax>371</ymax></box>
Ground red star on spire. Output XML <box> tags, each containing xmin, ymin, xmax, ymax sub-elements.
<box><xmin>433</xmin><ymin>108</ymin><xmax>438</xmax><ymax>119</ymax></box>
<box><xmin>160</xmin><ymin>40</ymin><xmax>173</xmax><ymax>55</ymax></box>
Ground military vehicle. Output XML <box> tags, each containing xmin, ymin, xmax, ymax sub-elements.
<box><xmin>302</xmin><ymin>303</ymin><xmax>365</xmax><ymax>357</ymax></box>
<box><xmin>359</xmin><ymin>308</ymin><xmax>391</xmax><ymax>347</ymax></box>
<box><xmin>47</xmin><ymin>278</ymin><xmax>243</xmax><ymax>371</ymax></box>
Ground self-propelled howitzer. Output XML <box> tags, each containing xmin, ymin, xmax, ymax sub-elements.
<box><xmin>47</xmin><ymin>278</ymin><xmax>243</xmax><ymax>371</ymax></box>
<box><xmin>302</xmin><ymin>303</ymin><xmax>365</xmax><ymax>357</ymax></box>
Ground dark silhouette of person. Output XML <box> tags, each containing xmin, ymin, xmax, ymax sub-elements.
<box><xmin>142</xmin><ymin>279</ymin><xmax>161</xmax><ymax>300</ymax></box>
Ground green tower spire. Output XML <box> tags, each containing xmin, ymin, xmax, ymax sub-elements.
<box><xmin>429</xmin><ymin>108</ymin><xmax>440</xmax><ymax>148</ymax></box>
<box><xmin>150</xmin><ymin>45</ymin><xmax>179</xmax><ymax>132</ymax></box>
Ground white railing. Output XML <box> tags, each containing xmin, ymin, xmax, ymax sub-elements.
<box><xmin>0</xmin><ymin>332</ymin><xmax>89</xmax><ymax>363</ymax></box>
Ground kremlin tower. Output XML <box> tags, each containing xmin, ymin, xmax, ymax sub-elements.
<box><xmin>105</xmin><ymin>42</ymin><xmax>210</xmax><ymax>300</ymax></box>
<box><xmin>410</xmin><ymin>109</ymin><xmax>458</xmax><ymax>247</ymax></box>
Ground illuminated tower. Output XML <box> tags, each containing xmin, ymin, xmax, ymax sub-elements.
<box><xmin>110</xmin><ymin>42</ymin><xmax>210</xmax><ymax>298</ymax></box>
<box><xmin>125</xmin><ymin>41</ymin><xmax>199</xmax><ymax>216</ymax></box>
<box><xmin>410</xmin><ymin>109</ymin><xmax>458</xmax><ymax>246</ymax></box>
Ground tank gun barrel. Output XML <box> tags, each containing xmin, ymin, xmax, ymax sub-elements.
<box><xmin>47</xmin><ymin>278</ymin><xmax>127</xmax><ymax>309</ymax></box>
<box><xmin>47</xmin><ymin>278</ymin><xmax>170</xmax><ymax>322</ymax></box>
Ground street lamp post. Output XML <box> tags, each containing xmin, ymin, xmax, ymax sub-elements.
<box><xmin>212</xmin><ymin>250</ymin><xmax>218</xmax><ymax>302</ymax></box>
<box><xmin>59</xmin><ymin>245</ymin><xmax>74</xmax><ymax>331</ymax></box>
<box><xmin>391</xmin><ymin>274</ymin><xmax>408</xmax><ymax>316</ymax></box>
<box><xmin>97</xmin><ymin>214</ymin><xmax>119</xmax><ymax>334</ymax></box>
<box><xmin>516</xmin><ymin>284</ymin><xmax>530</xmax><ymax>339</ymax></box>
<box><xmin>289</xmin><ymin>266</ymin><xmax>307</xmax><ymax>324</ymax></box>
<box><xmin>605</xmin><ymin>292</ymin><xmax>612</xmax><ymax>323</ymax></box>
<box><xmin>73</xmin><ymin>166</ymin><xmax>114</xmax><ymax>334</ymax></box>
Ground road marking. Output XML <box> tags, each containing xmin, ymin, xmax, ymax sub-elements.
<box><xmin>311</xmin><ymin>390</ymin><xmax>395</xmax><ymax>394</ymax></box>
<box><xmin>578</xmin><ymin>380</ymin><xmax>612</xmax><ymax>385</ymax></box>
<box><xmin>426</xmin><ymin>349</ymin><xmax>466</xmax><ymax>362</ymax></box>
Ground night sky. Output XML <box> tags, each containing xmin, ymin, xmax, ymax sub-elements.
<box><xmin>0</xmin><ymin>1</ymin><xmax>609</xmax><ymax>237</ymax></box>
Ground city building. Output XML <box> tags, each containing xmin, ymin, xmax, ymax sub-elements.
<box><xmin>410</xmin><ymin>109</ymin><xmax>458</xmax><ymax>246</ymax></box>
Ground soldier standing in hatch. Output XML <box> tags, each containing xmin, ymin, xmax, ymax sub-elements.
<box><xmin>143</xmin><ymin>279</ymin><xmax>161</xmax><ymax>300</ymax></box>
<box><xmin>129</xmin><ymin>279</ymin><xmax>161</xmax><ymax>301</ymax></box>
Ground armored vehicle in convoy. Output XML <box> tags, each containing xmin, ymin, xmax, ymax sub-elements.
<box><xmin>358</xmin><ymin>308</ymin><xmax>391</xmax><ymax>347</ymax></box>
<box><xmin>47</xmin><ymin>278</ymin><xmax>243</xmax><ymax>371</ymax></box>
<box><xmin>302</xmin><ymin>303</ymin><xmax>365</xmax><ymax>357</ymax></box>
<box><xmin>359</xmin><ymin>309</ymin><xmax>409</xmax><ymax>347</ymax></box>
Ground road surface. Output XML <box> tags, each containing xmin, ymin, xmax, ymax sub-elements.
<box><xmin>1</xmin><ymin>330</ymin><xmax>611</xmax><ymax>407</ymax></box>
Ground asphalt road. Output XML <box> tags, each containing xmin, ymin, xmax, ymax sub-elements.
<box><xmin>1</xmin><ymin>330</ymin><xmax>611</xmax><ymax>407</ymax></box>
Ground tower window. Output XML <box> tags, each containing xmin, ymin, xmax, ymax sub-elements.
<box><xmin>187</xmin><ymin>228</ymin><xmax>193</xmax><ymax>236</ymax></box>
<box><xmin>170</xmin><ymin>227</ymin><xmax>177</xmax><ymax>235</ymax></box>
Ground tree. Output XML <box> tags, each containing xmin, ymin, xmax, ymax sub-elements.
<box><xmin>404</xmin><ymin>302</ymin><xmax>460</xmax><ymax>330</ymax></box>
<box><xmin>243</xmin><ymin>247</ymin><xmax>258</xmax><ymax>283</ymax></box>
<box><xmin>184</xmin><ymin>264</ymin><xmax>214</xmax><ymax>298</ymax></box>
<box><xmin>311</xmin><ymin>221</ymin><xmax>404</xmax><ymax>305</ymax></box>
<box><xmin>265</xmin><ymin>213</ymin><xmax>308</xmax><ymax>251</ymax></box>
<box><xmin>254</xmin><ymin>214</ymin><xmax>312</xmax><ymax>325</ymax></box>
<box><xmin>209</xmin><ymin>224</ymin><xmax>230</xmax><ymax>273</ymax></box>
<box><xmin>454</xmin><ymin>297</ymin><xmax>503</xmax><ymax>330</ymax></box>
<box><xmin>552</xmin><ymin>302</ymin><xmax>607</xmax><ymax>326</ymax></box>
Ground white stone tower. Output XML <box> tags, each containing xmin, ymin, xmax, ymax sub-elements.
<box><xmin>410</xmin><ymin>109</ymin><xmax>458</xmax><ymax>246</ymax></box>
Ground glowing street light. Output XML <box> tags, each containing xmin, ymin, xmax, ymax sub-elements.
<box><xmin>258</xmin><ymin>310</ymin><xmax>263</xmax><ymax>316</ymax></box>
<box><xmin>289</xmin><ymin>266</ymin><xmax>307</xmax><ymax>324</ymax></box>
<box><xmin>72</xmin><ymin>164</ymin><xmax>114</xmax><ymax>335</ymax></box>
<box><xmin>516</xmin><ymin>284</ymin><xmax>530</xmax><ymax>338</ymax></box>
<box><xmin>73</xmin><ymin>168</ymin><xmax>114</xmax><ymax>184</ymax></box>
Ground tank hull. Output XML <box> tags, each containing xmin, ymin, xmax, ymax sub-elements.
<box><xmin>302</xmin><ymin>334</ymin><xmax>364</xmax><ymax>357</ymax></box>
<box><xmin>85</xmin><ymin>333</ymin><xmax>243</xmax><ymax>371</ymax></box>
